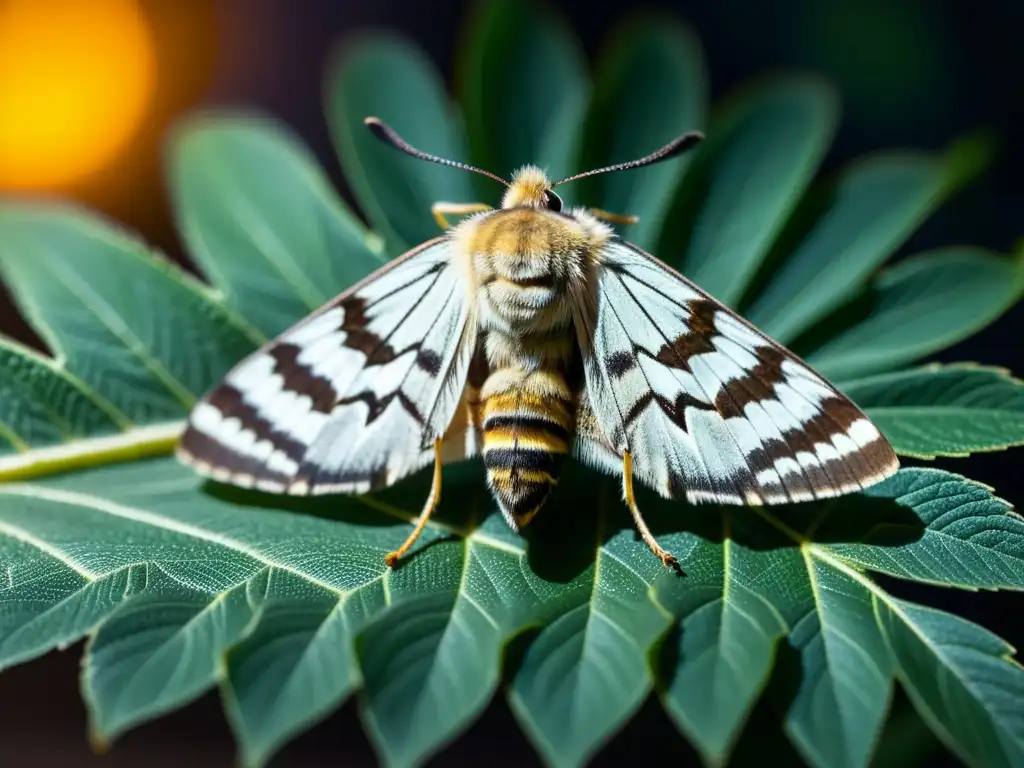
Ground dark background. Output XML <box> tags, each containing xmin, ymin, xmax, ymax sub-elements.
<box><xmin>1</xmin><ymin>0</ymin><xmax>1022</xmax><ymax>765</ymax></box>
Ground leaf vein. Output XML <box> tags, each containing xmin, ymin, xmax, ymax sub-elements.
<box><xmin>0</xmin><ymin>484</ymin><xmax>346</xmax><ymax>595</ymax></box>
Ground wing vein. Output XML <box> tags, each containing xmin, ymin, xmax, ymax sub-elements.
<box><xmin>611</xmin><ymin>268</ymin><xmax>749</xmax><ymax>502</ymax></box>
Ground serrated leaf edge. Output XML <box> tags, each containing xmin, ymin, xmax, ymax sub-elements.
<box><xmin>0</xmin><ymin>336</ymin><xmax>131</xmax><ymax>440</ymax></box>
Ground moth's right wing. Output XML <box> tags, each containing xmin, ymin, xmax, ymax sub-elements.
<box><xmin>571</xmin><ymin>238</ymin><xmax>898</xmax><ymax>506</ymax></box>
<box><xmin>177</xmin><ymin>237</ymin><xmax>479</xmax><ymax>495</ymax></box>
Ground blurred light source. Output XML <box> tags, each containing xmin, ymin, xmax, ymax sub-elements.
<box><xmin>0</xmin><ymin>0</ymin><xmax>155</xmax><ymax>190</ymax></box>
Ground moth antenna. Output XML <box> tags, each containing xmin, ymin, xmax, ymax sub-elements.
<box><xmin>553</xmin><ymin>131</ymin><xmax>704</xmax><ymax>187</ymax></box>
<box><xmin>364</xmin><ymin>117</ymin><xmax>510</xmax><ymax>187</ymax></box>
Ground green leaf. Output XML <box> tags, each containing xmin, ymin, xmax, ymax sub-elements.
<box><xmin>223</xmin><ymin>570</ymin><xmax>357</xmax><ymax>768</ymax></box>
<box><xmin>786</xmin><ymin>557</ymin><xmax>891</xmax><ymax>768</ymax></box>
<box><xmin>746</xmin><ymin>154</ymin><xmax>952</xmax><ymax>343</ymax></box>
<box><xmin>0</xmin><ymin>545</ymin><xmax>146</xmax><ymax>672</ymax></box>
<box><xmin>0</xmin><ymin>459</ymin><xmax>406</xmax><ymax>758</ymax></box>
<box><xmin>458</xmin><ymin>0</ymin><xmax>588</xmax><ymax>186</ymax></box>
<box><xmin>821</xmin><ymin>468</ymin><xmax>1024</xmax><ymax>591</ymax></box>
<box><xmin>2</xmin><ymin>15</ymin><xmax>1024</xmax><ymax>768</ymax></box>
<box><xmin>1</xmin><ymin>452</ymin><xmax>1023</xmax><ymax>768</ymax></box>
<box><xmin>655</xmin><ymin>468</ymin><xmax>1024</xmax><ymax>768</ymax></box>
<box><xmin>0</xmin><ymin>204</ymin><xmax>259</xmax><ymax>422</ymax></box>
<box><xmin>876</xmin><ymin>599</ymin><xmax>1024</xmax><ymax>768</ymax></box>
<box><xmin>574</xmin><ymin>15</ymin><xmax>707</xmax><ymax>248</ymax></box>
<box><xmin>807</xmin><ymin>248</ymin><xmax>1024</xmax><ymax>379</ymax></box>
<box><xmin>509</xmin><ymin>526</ymin><xmax>671</xmax><ymax>768</ymax></box>
<box><xmin>843</xmin><ymin>365</ymin><xmax>1024</xmax><ymax>458</ymax></box>
<box><xmin>356</xmin><ymin>533</ymin><xmax>529</xmax><ymax>767</ymax></box>
<box><xmin>84</xmin><ymin>575</ymin><xmax>256</xmax><ymax>742</ymax></box>
<box><xmin>168</xmin><ymin>113</ymin><xmax>382</xmax><ymax>338</ymax></box>
<box><xmin>0</xmin><ymin>337</ymin><xmax>123</xmax><ymax>454</ymax></box>
<box><xmin>775</xmin><ymin>470</ymin><xmax>1024</xmax><ymax>768</ymax></box>
<box><xmin>665</xmin><ymin>76</ymin><xmax>837</xmax><ymax>306</ymax></box>
<box><xmin>654</xmin><ymin>529</ymin><xmax>791</xmax><ymax>765</ymax></box>
<box><xmin>326</xmin><ymin>33</ymin><xmax>474</xmax><ymax>253</ymax></box>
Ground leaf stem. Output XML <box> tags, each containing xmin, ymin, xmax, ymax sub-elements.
<box><xmin>0</xmin><ymin>422</ymin><xmax>183</xmax><ymax>482</ymax></box>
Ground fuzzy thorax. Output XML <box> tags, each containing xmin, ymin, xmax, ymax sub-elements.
<box><xmin>501</xmin><ymin>165</ymin><xmax>553</xmax><ymax>209</ymax></box>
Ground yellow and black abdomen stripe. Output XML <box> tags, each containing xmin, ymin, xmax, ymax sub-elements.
<box><xmin>481</xmin><ymin>370</ymin><xmax>575</xmax><ymax>530</ymax></box>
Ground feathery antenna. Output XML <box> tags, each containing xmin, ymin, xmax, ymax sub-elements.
<box><xmin>553</xmin><ymin>131</ymin><xmax>704</xmax><ymax>187</ymax></box>
<box><xmin>364</xmin><ymin>117</ymin><xmax>510</xmax><ymax>187</ymax></box>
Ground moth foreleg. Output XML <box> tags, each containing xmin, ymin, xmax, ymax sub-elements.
<box><xmin>431</xmin><ymin>201</ymin><xmax>492</xmax><ymax>230</ymax></box>
<box><xmin>589</xmin><ymin>208</ymin><xmax>639</xmax><ymax>226</ymax></box>
<box><xmin>384</xmin><ymin>437</ymin><xmax>444</xmax><ymax>567</ymax></box>
<box><xmin>622</xmin><ymin>451</ymin><xmax>684</xmax><ymax>575</ymax></box>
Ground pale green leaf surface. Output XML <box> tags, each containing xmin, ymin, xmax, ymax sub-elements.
<box><xmin>359</xmin><ymin>590</ymin><xmax>470</xmax><ymax>766</ymax></box>
<box><xmin>0</xmin><ymin>550</ymin><xmax>146</xmax><ymax>672</ymax></box>
<box><xmin>770</xmin><ymin>467</ymin><xmax>1024</xmax><ymax>768</ymax></box>
<box><xmin>0</xmin><ymin>205</ymin><xmax>259</xmax><ymax>422</ymax></box>
<box><xmin>84</xmin><ymin>575</ymin><xmax>256</xmax><ymax>741</ymax></box>
<box><xmin>667</xmin><ymin>77</ymin><xmax>837</xmax><ymax>306</ymax></box>
<box><xmin>844</xmin><ymin>365</ymin><xmax>1024</xmax><ymax>458</ymax></box>
<box><xmin>876</xmin><ymin>599</ymin><xmax>1024</xmax><ymax>768</ymax></box>
<box><xmin>655</xmin><ymin>533</ymin><xmax>792</xmax><ymax>765</ymax></box>
<box><xmin>458</xmin><ymin>0</ymin><xmax>589</xmax><ymax>188</ymax></box>
<box><xmin>821</xmin><ymin>469</ymin><xmax>1024</xmax><ymax>591</ymax></box>
<box><xmin>807</xmin><ymin>249</ymin><xmax>1024</xmax><ymax>379</ymax></box>
<box><xmin>575</xmin><ymin>17</ymin><xmax>707</xmax><ymax>248</ymax></box>
<box><xmin>509</xmin><ymin>528</ymin><xmax>672</xmax><ymax>768</ymax></box>
<box><xmin>0</xmin><ymin>460</ymin><xmax>590</xmax><ymax>766</ymax></box>
<box><xmin>785</xmin><ymin>558</ymin><xmax>891</xmax><ymax>768</ymax></box>
<box><xmin>169</xmin><ymin>114</ymin><xmax>382</xmax><ymax>338</ymax></box>
<box><xmin>358</xmin><ymin>530</ymin><xmax>503</xmax><ymax>766</ymax></box>
<box><xmin>747</xmin><ymin>155</ymin><xmax>949</xmax><ymax>343</ymax></box>
<box><xmin>652</xmin><ymin>464</ymin><xmax>1023</xmax><ymax>768</ymax></box>
<box><xmin>0</xmin><ymin>338</ymin><xmax>123</xmax><ymax>453</ymax></box>
<box><xmin>223</xmin><ymin>570</ymin><xmax>356</xmax><ymax>768</ymax></box>
<box><xmin>327</xmin><ymin>35</ymin><xmax>475</xmax><ymax>252</ymax></box>
<box><xmin>0</xmin><ymin>453</ymin><xmax>1021</xmax><ymax>768</ymax></box>
<box><xmin>0</xmin><ymin>459</ymin><xmax>405</xmax><ymax>753</ymax></box>
<box><xmin>358</xmin><ymin>482</ymin><xmax>596</xmax><ymax>767</ymax></box>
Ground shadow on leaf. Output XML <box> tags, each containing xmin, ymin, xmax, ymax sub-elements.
<box><xmin>501</xmin><ymin>624</ymin><xmax>545</xmax><ymax>684</ymax></box>
<box><xmin>728</xmin><ymin>638</ymin><xmax>807</xmax><ymax>766</ymax></box>
<box><xmin>197</xmin><ymin>459</ymin><xmax>490</xmax><ymax>533</ymax></box>
<box><xmin>525</xmin><ymin>463</ymin><xmax>924</xmax><ymax>565</ymax></box>
<box><xmin>198</xmin><ymin>456</ymin><xmax>924</xmax><ymax>581</ymax></box>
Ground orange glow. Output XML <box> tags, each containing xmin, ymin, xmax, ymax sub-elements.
<box><xmin>0</xmin><ymin>0</ymin><xmax>156</xmax><ymax>189</ymax></box>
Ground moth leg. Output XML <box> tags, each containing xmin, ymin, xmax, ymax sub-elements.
<box><xmin>589</xmin><ymin>208</ymin><xmax>639</xmax><ymax>226</ymax></box>
<box><xmin>623</xmin><ymin>451</ymin><xmax>684</xmax><ymax>575</ymax></box>
<box><xmin>385</xmin><ymin>437</ymin><xmax>444</xmax><ymax>567</ymax></box>
<box><xmin>432</xmin><ymin>202</ymin><xmax>492</xmax><ymax>230</ymax></box>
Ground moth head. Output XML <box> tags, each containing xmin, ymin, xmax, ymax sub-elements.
<box><xmin>501</xmin><ymin>165</ymin><xmax>560</xmax><ymax>211</ymax></box>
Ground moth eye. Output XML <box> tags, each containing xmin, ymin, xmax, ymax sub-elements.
<box><xmin>544</xmin><ymin>190</ymin><xmax>563</xmax><ymax>212</ymax></box>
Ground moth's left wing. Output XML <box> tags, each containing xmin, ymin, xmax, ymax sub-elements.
<box><xmin>571</xmin><ymin>239</ymin><xmax>898</xmax><ymax>505</ymax></box>
<box><xmin>178</xmin><ymin>237</ymin><xmax>478</xmax><ymax>495</ymax></box>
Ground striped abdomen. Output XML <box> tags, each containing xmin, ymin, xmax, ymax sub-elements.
<box><xmin>481</xmin><ymin>360</ymin><xmax>576</xmax><ymax>529</ymax></box>
<box><xmin>465</xmin><ymin>207</ymin><xmax>590</xmax><ymax>528</ymax></box>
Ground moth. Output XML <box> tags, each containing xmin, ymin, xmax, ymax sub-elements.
<box><xmin>177</xmin><ymin>117</ymin><xmax>899</xmax><ymax>572</ymax></box>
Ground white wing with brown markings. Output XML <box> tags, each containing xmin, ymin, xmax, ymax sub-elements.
<box><xmin>178</xmin><ymin>237</ymin><xmax>478</xmax><ymax>495</ymax></box>
<box><xmin>571</xmin><ymin>238</ymin><xmax>899</xmax><ymax>505</ymax></box>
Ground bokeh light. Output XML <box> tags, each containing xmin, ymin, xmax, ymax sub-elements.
<box><xmin>0</xmin><ymin>0</ymin><xmax>156</xmax><ymax>190</ymax></box>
